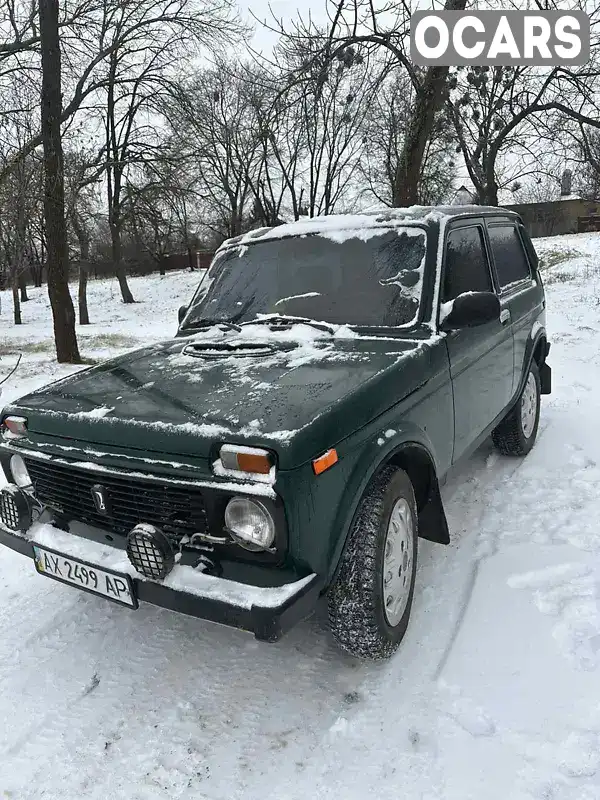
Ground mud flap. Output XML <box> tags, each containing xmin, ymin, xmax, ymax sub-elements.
<box><xmin>418</xmin><ymin>480</ymin><xmax>450</xmax><ymax>545</ymax></box>
<box><xmin>540</xmin><ymin>362</ymin><xmax>552</xmax><ymax>395</ymax></box>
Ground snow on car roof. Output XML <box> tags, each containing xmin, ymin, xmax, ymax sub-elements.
<box><xmin>219</xmin><ymin>205</ymin><xmax>519</xmax><ymax>251</ymax></box>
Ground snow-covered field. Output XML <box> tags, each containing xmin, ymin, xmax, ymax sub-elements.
<box><xmin>1</xmin><ymin>234</ymin><xmax>600</xmax><ymax>800</ymax></box>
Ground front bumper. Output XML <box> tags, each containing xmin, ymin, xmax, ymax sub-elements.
<box><xmin>0</xmin><ymin>522</ymin><xmax>321</xmax><ymax>642</ymax></box>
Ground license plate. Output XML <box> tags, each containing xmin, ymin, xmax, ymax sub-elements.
<box><xmin>33</xmin><ymin>545</ymin><xmax>137</xmax><ymax>608</ymax></box>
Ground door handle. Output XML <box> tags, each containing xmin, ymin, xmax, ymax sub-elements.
<box><xmin>500</xmin><ymin>309</ymin><xmax>511</xmax><ymax>325</ymax></box>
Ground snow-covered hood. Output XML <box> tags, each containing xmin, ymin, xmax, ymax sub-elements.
<box><xmin>7</xmin><ymin>324</ymin><xmax>435</xmax><ymax>469</ymax></box>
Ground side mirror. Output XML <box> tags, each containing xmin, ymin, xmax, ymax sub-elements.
<box><xmin>440</xmin><ymin>291</ymin><xmax>500</xmax><ymax>331</ymax></box>
<box><xmin>178</xmin><ymin>304</ymin><xmax>188</xmax><ymax>325</ymax></box>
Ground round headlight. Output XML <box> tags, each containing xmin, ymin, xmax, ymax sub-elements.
<box><xmin>224</xmin><ymin>497</ymin><xmax>275</xmax><ymax>551</ymax></box>
<box><xmin>10</xmin><ymin>454</ymin><xmax>31</xmax><ymax>488</ymax></box>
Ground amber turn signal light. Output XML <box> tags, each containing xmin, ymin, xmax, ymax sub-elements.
<box><xmin>312</xmin><ymin>448</ymin><xmax>338</xmax><ymax>475</ymax></box>
<box><xmin>219</xmin><ymin>445</ymin><xmax>273</xmax><ymax>475</ymax></box>
<box><xmin>236</xmin><ymin>452</ymin><xmax>272</xmax><ymax>474</ymax></box>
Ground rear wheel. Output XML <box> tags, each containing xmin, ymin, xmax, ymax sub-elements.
<box><xmin>327</xmin><ymin>467</ymin><xmax>418</xmax><ymax>661</ymax></box>
<box><xmin>492</xmin><ymin>361</ymin><xmax>541</xmax><ymax>456</ymax></box>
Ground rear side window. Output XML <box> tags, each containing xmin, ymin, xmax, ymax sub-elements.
<box><xmin>442</xmin><ymin>226</ymin><xmax>493</xmax><ymax>302</ymax></box>
<box><xmin>488</xmin><ymin>224</ymin><xmax>531</xmax><ymax>290</ymax></box>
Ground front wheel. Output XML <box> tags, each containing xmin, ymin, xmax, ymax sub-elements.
<box><xmin>327</xmin><ymin>467</ymin><xmax>418</xmax><ymax>661</ymax></box>
<box><xmin>492</xmin><ymin>361</ymin><xmax>541</xmax><ymax>456</ymax></box>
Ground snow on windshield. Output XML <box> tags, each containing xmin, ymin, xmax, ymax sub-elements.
<box><xmin>182</xmin><ymin>225</ymin><xmax>428</xmax><ymax>330</ymax></box>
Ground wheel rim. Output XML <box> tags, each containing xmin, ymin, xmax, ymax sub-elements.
<box><xmin>521</xmin><ymin>371</ymin><xmax>537</xmax><ymax>439</ymax></box>
<box><xmin>382</xmin><ymin>498</ymin><xmax>414</xmax><ymax>627</ymax></box>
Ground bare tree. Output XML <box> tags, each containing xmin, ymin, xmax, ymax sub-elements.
<box><xmin>1</xmin><ymin>0</ymin><xmax>242</xmax><ymax>178</ymax></box>
<box><xmin>165</xmin><ymin>63</ymin><xmax>263</xmax><ymax>239</ymax></box>
<box><xmin>264</xmin><ymin>0</ymin><xmax>466</xmax><ymax>207</ymax></box>
<box><xmin>0</xmin><ymin>78</ymin><xmax>44</xmax><ymax>323</ymax></box>
<box><xmin>275</xmin><ymin>33</ymin><xmax>378</xmax><ymax>217</ymax></box>
<box><xmin>510</xmin><ymin>170</ymin><xmax>564</xmax><ymax>204</ymax></box>
<box><xmin>243</xmin><ymin>71</ymin><xmax>305</xmax><ymax>225</ymax></box>
<box><xmin>450</xmin><ymin>66</ymin><xmax>555</xmax><ymax>205</ymax></box>
<box><xmin>104</xmin><ymin>56</ymin><xmax>142</xmax><ymax>304</ymax></box>
<box><xmin>166</xmin><ymin>48</ymin><xmax>379</xmax><ymax>239</ymax></box>
<box><xmin>449</xmin><ymin>58</ymin><xmax>600</xmax><ymax>206</ymax></box>
<box><xmin>358</xmin><ymin>71</ymin><xmax>455</xmax><ymax>206</ymax></box>
<box><xmin>0</xmin><ymin>154</ymin><xmax>42</xmax><ymax>323</ymax></box>
<box><xmin>93</xmin><ymin>0</ymin><xmax>242</xmax><ymax>302</ymax></box>
<box><xmin>124</xmin><ymin>182</ymin><xmax>177</xmax><ymax>274</ymax></box>
<box><xmin>121</xmin><ymin>154</ymin><xmax>200</xmax><ymax>272</ymax></box>
<box><xmin>572</xmin><ymin>127</ymin><xmax>600</xmax><ymax>200</ymax></box>
<box><xmin>39</xmin><ymin>0</ymin><xmax>80</xmax><ymax>362</ymax></box>
<box><xmin>63</xmin><ymin>148</ymin><xmax>104</xmax><ymax>325</ymax></box>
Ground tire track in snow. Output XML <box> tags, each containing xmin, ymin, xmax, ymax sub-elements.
<box><xmin>257</xmin><ymin>437</ymin><xmax>554</xmax><ymax>800</ymax></box>
<box><xmin>433</xmin><ymin>419</ymin><xmax>552</xmax><ymax>681</ymax></box>
<box><xmin>0</xmin><ymin>589</ymin><xmax>369</xmax><ymax>800</ymax></box>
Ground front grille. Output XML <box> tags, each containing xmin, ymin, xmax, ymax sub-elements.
<box><xmin>25</xmin><ymin>458</ymin><xmax>210</xmax><ymax>545</ymax></box>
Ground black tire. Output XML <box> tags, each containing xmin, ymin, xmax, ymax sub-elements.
<box><xmin>492</xmin><ymin>360</ymin><xmax>541</xmax><ymax>456</ymax></box>
<box><xmin>327</xmin><ymin>466</ymin><xmax>418</xmax><ymax>661</ymax></box>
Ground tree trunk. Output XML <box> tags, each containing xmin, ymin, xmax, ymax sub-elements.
<box><xmin>78</xmin><ymin>266</ymin><xmax>90</xmax><ymax>325</ymax></box>
<box><xmin>187</xmin><ymin>245</ymin><xmax>195</xmax><ymax>271</ymax></box>
<box><xmin>39</xmin><ymin>0</ymin><xmax>80</xmax><ymax>363</ymax></box>
<box><xmin>19</xmin><ymin>273</ymin><xmax>29</xmax><ymax>301</ymax></box>
<box><xmin>110</xmin><ymin>215</ymin><xmax>134</xmax><ymax>303</ymax></box>
<box><xmin>479</xmin><ymin>185</ymin><xmax>499</xmax><ymax>206</ymax></box>
<box><xmin>71</xmin><ymin>210</ymin><xmax>91</xmax><ymax>324</ymax></box>
<box><xmin>393</xmin><ymin>66</ymin><xmax>452</xmax><ymax>206</ymax></box>
<box><xmin>33</xmin><ymin>265</ymin><xmax>43</xmax><ymax>287</ymax></box>
<box><xmin>393</xmin><ymin>0</ymin><xmax>467</xmax><ymax>206</ymax></box>
<box><xmin>12</xmin><ymin>280</ymin><xmax>22</xmax><ymax>325</ymax></box>
<box><xmin>482</xmin><ymin>161</ymin><xmax>499</xmax><ymax>206</ymax></box>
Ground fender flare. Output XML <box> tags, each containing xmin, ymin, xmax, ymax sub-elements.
<box><xmin>516</xmin><ymin>327</ymin><xmax>550</xmax><ymax>400</ymax></box>
<box><xmin>326</xmin><ymin>425</ymin><xmax>449</xmax><ymax>585</ymax></box>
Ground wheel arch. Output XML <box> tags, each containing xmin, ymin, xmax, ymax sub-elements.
<box><xmin>326</xmin><ymin>434</ymin><xmax>449</xmax><ymax>586</ymax></box>
<box><xmin>532</xmin><ymin>333</ymin><xmax>548</xmax><ymax>367</ymax></box>
<box><xmin>520</xmin><ymin>328</ymin><xmax>551</xmax><ymax>397</ymax></box>
<box><xmin>387</xmin><ymin>443</ymin><xmax>450</xmax><ymax>547</ymax></box>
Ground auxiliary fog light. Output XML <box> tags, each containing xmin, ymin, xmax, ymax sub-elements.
<box><xmin>0</xmin><ymin>485</ymin><xmax>32</xmax><ymax>532</ymax></box>
<box><xmin>126</xmin><ymin>523</ymin><xmax>175</xmax><ymax>580</ymax></box>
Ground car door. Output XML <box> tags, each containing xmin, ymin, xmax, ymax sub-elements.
<box><xmin>441</xmin><ymin>221</ymin><xmax>514</xmax><ymax>463</ymax></box>
<box><xmin>486</xmin><ymin>219</ymin><xmax>544</xmax><ymax>393</ymax></box>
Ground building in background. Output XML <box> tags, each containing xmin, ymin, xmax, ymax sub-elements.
<box><xmin>504</xmin><ymin>170</ymin><xmax>600</xmax><ymax>237</ymax></box>
<box><xmin>451</xmin><ymin>185</ymin><xmax>477</xmax><ymax>206</ymax></box>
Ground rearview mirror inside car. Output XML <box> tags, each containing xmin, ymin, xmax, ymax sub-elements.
<box><xmin>440</xmin><ymin>292</ymin><xmax>500</xmax><ymax>331</ymax></box>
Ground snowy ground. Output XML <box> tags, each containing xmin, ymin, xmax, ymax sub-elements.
<box><xmin>1</xmin><ymin>235</ymin><xmax>600</xmax><ymax>800</ymax></box>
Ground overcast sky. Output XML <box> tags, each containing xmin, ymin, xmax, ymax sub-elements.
<box><xmin>237</xmin><ymin>0</ymin><xmax>332</xmax><ymax>52</ymax></box>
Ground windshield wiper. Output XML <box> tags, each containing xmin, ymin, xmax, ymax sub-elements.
<box><xmin>241</xmin><ymin>315</ymin><xmax>335</xmax><ymax>334</ymax></box>
<box><xmin>181</xmin><ymin>300</ymin><xmax>255</xmax><ymax>333</ymax></box>
<box><xmin>182</xmin><ymin>318</ymin><xmax>242</xmax><ymax>333</ymax></box>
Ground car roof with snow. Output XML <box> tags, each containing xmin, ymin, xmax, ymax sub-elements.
<box><xmin>220</xmin><ymin>205</ymin><xmax>521</xmax><ymax>251</ymax></box>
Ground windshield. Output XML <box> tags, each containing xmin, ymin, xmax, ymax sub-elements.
<box><xmin>181</xmin><ymin>226</ymin><xmax>427</xmax><ymax>330</ymax></box>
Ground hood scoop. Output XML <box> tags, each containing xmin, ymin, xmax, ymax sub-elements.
<box><xmin>182</xmin><ymin>340</ymin><xmax>280</xmax><ymax>359</ymax></box>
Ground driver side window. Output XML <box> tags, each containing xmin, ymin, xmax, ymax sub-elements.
<box><xmin>443</xmin><ymin>226</ymin><xmax>493</xmax><ymax>303</ymax></box>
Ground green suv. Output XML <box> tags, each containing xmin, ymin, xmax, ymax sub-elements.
<box><xmin>0</xmin><ymin>206</ymin><xmax>551</xmax><ymax>660</ymax></box>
